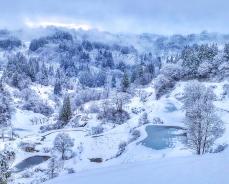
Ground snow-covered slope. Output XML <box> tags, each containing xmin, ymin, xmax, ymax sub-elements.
<box><xmin>46</xmin><ymin>149</ymin><xmax>229</xmax><ymax>184</ymax></box>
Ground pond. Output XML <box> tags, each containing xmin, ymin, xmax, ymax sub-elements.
<box><xmin>14</xmin><ymin>156</ymin><xmax>50</xmax><ymax>172</ymax></box>
<box><xmin>139</xmin><ymin>125</ymin><xmax>186</xmax><ymax>150</ymax></box>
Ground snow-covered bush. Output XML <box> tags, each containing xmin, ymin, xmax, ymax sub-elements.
<box><xmin>116</xmin><ymin>141</ymin><xmax>127</xmax><ymax>157</ymax></box>
<box><xmin>222</xmin><ymin>84</ymin><xmax>229</xmax><ymax>97</ymax></box>
<box><xmin>210</xmin><ymin>144</ymin><xmax>228</xmax><ymax>153</ymax></box>
<box><xmin>130</xmin><ymin>129</ymin><xmax>141</xmax><ymax>142</ymax></box>
<box><xmin>42</xmin><ymin>147</ymin><xmax>52</xmax><ymax>153</ymax></box>
<box><xmin>66</xmin><ymin>168</ymin><xmax>76</xmax><ymax>174</ymax></box>
<box><xmin>91</xmin><ymin>125</ymin><xmax>104</xmax><ymax>135</ymax></box>
<box><xmin>21</xmin><ymin>170</ymin><xmax>34</xmax><ymax>178</ymax></box>
<box><xmin>68</xmin><ymin>115</ymin><xmax>80</xmax><ymax>128</ymax></box>
<box><xmin>19</xmin><ymin>142</ymin><xmax>36</xmax><ymax>152</ymax></box>
<box><xmin>152</xmin><ymin>117</ymin><xmax>164</xmax><ymax>124</ymax></box>
<box><xmin>76</xmin><ymin>142</ymin><xmax>83</xmax><ymax>160</ymax></box>
<box><xmin>31</xmin><ymin>176</ymin><xmax>48</xmax><ymax>184</ymax></box>
<box><xmin>138</xmin><ymin>112</ymin><xmax>150</xmax><ymax>125</ymax></box>
<box><xmin>139</xmin><ymin>90</ymin><xmax>149</xmax><ymax>102</ymax></box>
<box><xmin>131</xmin><ymin>107</ymin><xmax>145</xmax><ymax>114</ymax></box>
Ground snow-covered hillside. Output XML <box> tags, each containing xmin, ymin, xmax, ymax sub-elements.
<box><xmin>46</xmin><ymin>149</ymin><xmax>229</xmax><ymax>184</ymax></box>
<box><xmin>0</xmin><ymin>28</ymin><xmax>229</xmax><ymax>184</ymax></box>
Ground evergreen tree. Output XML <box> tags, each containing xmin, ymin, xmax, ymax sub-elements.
<box><xmin>11</xmin><ymin>72</ymin><xmax>19</xmax><ymax>88</ymax></box>
<box><xmin>147</xmin><ymin>63</ymin><xmax>155</xmax><ymax>76</ymax></box>
<box><xmin>37</xmin><ymin>63</ymin><xmax>49</xmax><ymax>86</ymax></box>
<box><xmin>121</xmin><ymin>72</ymin><xmax>130</xmax><ymax>92</ymax></box>
<box><xmin>54</xmin><ymin>81</ymin><xmax>62</xmax><ymax>96</ymax></box>
<box><xmin>137</xmin><ymin>65</ymin><xmax>144</xmax><ymax>85</ymax></box>
<box><xmin>59</xmin><ymin>96</ymin><xmax>72</xmax><ymax>126</ymax></box>
<box><xmin>111</xmin><ymin>75</ymin><xmax>116</xmax><ymax>88</ymax></box>
<box><xmin>224</xmin><ymin>43</ymin><xmax>229</xmax><ymax>60</ymax></box>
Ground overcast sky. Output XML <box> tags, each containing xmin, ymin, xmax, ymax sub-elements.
<box><xmin>0</xmin><ymin>0</ymin><xmax>228</xmax><ymax>34</ymax></box>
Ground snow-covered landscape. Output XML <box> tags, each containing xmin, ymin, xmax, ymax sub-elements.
<box><xmin>0</xmin><ymin>1</ymin><xmax>229</xmax><ymax>184</ymax></box>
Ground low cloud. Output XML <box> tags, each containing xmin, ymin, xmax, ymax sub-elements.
<box><xmin>0</xmin><ymin>0</ymin><xmax>228</xmax><ymax>34</ymax></box>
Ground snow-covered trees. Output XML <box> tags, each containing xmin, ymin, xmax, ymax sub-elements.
<box><xmin>0</xmin><ymin>37</ymin><xmax>21</xmax><ymax>50</ymax></box>
<box><xmin>183</xmin><ymin>81</ymin><xmax>225</xmax><ymax>154</ymax></box>
<box><xmin>59</xmin><ymin>96</ymin><xmax>72</xmax><ymax>126</ymax></box>
<box><xmin>3</xmin><ymin>52</ymin><xmax>56</xmax><ymax>88</ymax></box>
<box><xmin>131</xmin><ymin>65</ymin><xmax>153</xmax><ymax>85</ymax></box>
<box><xmin>197</xmin><ymin>61</ymin><xmax>213</xmax><ymax>78</ymax></box>
<box><xmin>94</xmin><ymin>70</ymin><xmax>107</xmax><ymax>87</ymax></box>
<box><xmin>78</xmin><ymin>71</ymin><xmax>94</xmax><ymax>88</ymax></box>
<box><xmin>29</xmin><ymin>38</ymin><xmax>48</xmax><ymax>51</ymax></box>
<box><xmin>154</xmin><ymin>74</ymin><xmax>175</xmax><ymax>99</ymax></box>
<box><xmin>98</xmin><ymin>94</ymin><xmax>130</xmax><ymax>124</ymax></box>
<box><xmin>181</xmin><ymin>44</ymin><xmax>218</xmax><ymax>79</ymax></box>
<box><xmin>160</xmin><ymin>63</ymin><xmax>183</xmax><ymax>80</ymax></box>
<box><xmin>53</xmin><ymin>133</ymin><xmax>74</xmax><ymax>160</ymax></box>
<box><xmin>224</xmin><ymin>43</ymin><xmax>229</xmax><ymax>60</ymax></box>
<box><xmin>0</xmin><ymin>85</ymin><xmax>13</xmax><ymax>141</ymax></box>
<box><xmin>0</xmin><ymin>148</ymin><xmax>15</xmax><ymax>184</ymax></box>
<box><xmin>79</xmin><ymin>70</ymin><xmax>107</xmax><ymax>88</ymax></box>
<box><xmin>0</xmin><ymin>153</ymin><xmax>10</xmax><ymax>184</ymax></box>
<box><xmin>3</xmin><ymin>53</ymin><xmax>31</xmax><ymax>89</ymax></box>
<box><xmin>96</xmin><ymin>50</ymin><xmax>114</xmax><ymax>68</ymax></box>
<box><xmin>22</xmin><ymin>97</ymin><xmax>53</xmax><ymax>116</ymax></box>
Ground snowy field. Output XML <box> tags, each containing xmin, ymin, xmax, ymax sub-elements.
<box><xmin>46</xmin><ymin>149</ymin><xmax>229</xmax><ymax>184</ymax></box>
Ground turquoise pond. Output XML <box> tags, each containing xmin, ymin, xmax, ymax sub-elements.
<box><xmin>139</xmin><ymin>125</ymin><xmax>186</xmax><ymax>150</ymax></box>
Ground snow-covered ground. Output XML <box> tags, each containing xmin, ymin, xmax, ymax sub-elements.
<box><xmin>46</xmin><ymin>149</ymin><xmax>229</xmax><ymax>184</ymax></box>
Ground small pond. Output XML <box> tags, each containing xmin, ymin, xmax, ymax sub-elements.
<box><xmin>139</xmin><ymin>125</ymin><xmax>186</xmax><ymax>150</ymax></box>
<box><xmin>14</xmin><ymin>156</ymin><xmax>50</xmax><ymax>172</ymax></box>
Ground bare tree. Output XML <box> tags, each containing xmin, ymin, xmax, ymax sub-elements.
<box><xmin>53</xmin><ymin>133</ymin><xmax>74</xmax><ymax>160</ymax></box>
<box><xmin>183</xmin><ymin>81</ymin><xmax>225</xmax><ymax>154</ymax></box>
<box><xmin>47</xmin><ymin>156</ymin><xmax>60</xmax><ymax>179</ymax></box>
